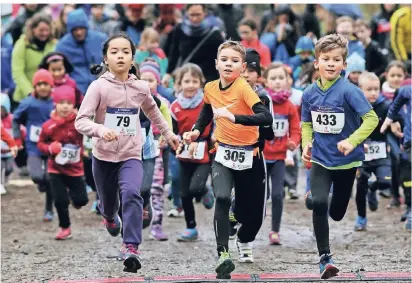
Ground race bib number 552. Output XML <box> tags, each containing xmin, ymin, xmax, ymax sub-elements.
<box><xmin>215</xmin><ymin>144</ymin><xmax>253</xmax><ymax>171</ymax></box>
<box><xmin>311</xmin><ymin>106</ymin><xmax>345</xmax><ymax>134</ymax></box>
<box><xmin>104</xmin><ymin>107</ymin><xmax>138</xmax><ymax>136</ymax></box>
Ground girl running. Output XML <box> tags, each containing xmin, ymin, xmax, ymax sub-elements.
<box><xmin>172</xmin><ymin>63</ymin><xmax>215</xmax><ymax>242</ymax></box>
<box><xmin>75</xmin><ymin>33</ymin><xmax>179</xmax><ymax>273</ymax></box>
<box><xmin>262</xmin><ymin>63</ymin><xmax>301</xmax><ymax>245</ymax></box>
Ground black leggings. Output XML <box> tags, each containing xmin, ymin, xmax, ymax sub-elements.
<box><xmin>179</xmin><ymin>161</ymin><xmax>211</xmax><ymax>229</ymax></box>
<box><xmin>212</xmin><ymin>155</ymin><xmax>267</xmax><ymax>255</ymax></box>
<box><xmin>400</xmin><ymin>156</ymin><xmax>411</xmax><ymax>208</ymax></box>
<box><xmin>310</xmin><ymin>163</ymin><xmax>356</xmax><ymax>256</ymax></box>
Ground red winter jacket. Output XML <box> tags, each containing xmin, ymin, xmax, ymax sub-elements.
<box><xmin>37</xmin><ymin>112</ymin><xmax>84</xmax><ymax>176</ymax></box>
<box><xmin>263</xmin><ymin>99</ymin><xmax>301</xmax><ymax>161</ymax></box>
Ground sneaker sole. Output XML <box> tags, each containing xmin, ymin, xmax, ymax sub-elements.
<box><xmin>177</xmin><ymin>236</ymin><xmax>198</xmax><ymax>242</ymax></box>
<box><xmin>321</xmin><ymin>264</ymin><xmax>339</xmax><ymax>280</ymax></box>
<box><xmin>354</xmin><ymin>227</ymin><xmax>367</xmax><ymax>231</ymax></box>
<box><xmin>55</xmin><ymin>235</ymin><xmax>72</xmax><ymax>240</ymax></box>
<box><xmin>123</xmin><ymin>256</ymin><xmax>141</xmax><ymax>273</ymax></box>
<box><xmin>149</xmin><ymin>234</ymin><xmax>169</xmax><ymax>241</ymax></box>
<box><xmin>107</xmin><ymin>216</ymin><xmax>122</xmax><ymax>237</ymax></box>
<box><xmin>229</xmin><ymin>235</ymin><xmax>237</xmax><ymax>240</ymax></box>
<box><xmin>238</xmin><ymin>257</ymin><xmax>254</xmax><ymax>263</ymax></box>
<box><xmin>215</xmin><ymin>259</ymin><xmax>235</xmax><ymax>279</ymax></box>
<box><xmin>270</xmin><ymin>241</ymin><xmax>281</xmax><ymax>245</ymax></box>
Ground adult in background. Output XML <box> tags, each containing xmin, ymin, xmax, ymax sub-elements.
<box><xmin>53</xmin><ymin>4</ymin><xmax>75</xmax><ymax>39</ymax></box>
<box><xmin>55</xmin><ymin>9</ymin><xmax>107</xmax><ymax>95</ymax></box>
<box><xmin>162</xmin><ymin>4</ymin><xmax>224</xmax><ymax>85</ymax></box>
<box><xmin>5</xmin><ymin>4</ymin><xmax>46</xmax><ymax>45</ymax></box>
<box><xmin>153</xmin><ymin>4</ymin><xmax>181</xmax><ymax>49</ymax></box>
<box><xmin>11</xmin><ymin>13</ymin><xmax>56</xmax><ymax>105</ymax></box>
<box><xmin>215</xmin><ymin>4</ymin><xmax>244</xmax><ymax>41</ymax></box>
<box><xmin>390</xmin><ymin>5</ymin><xmax>411</xmax><ymax>64</ymax></box>
<box><xmin>370</xmin><ymin>4</ymin><xmax>398</xmax><ymax>55</ymax></box>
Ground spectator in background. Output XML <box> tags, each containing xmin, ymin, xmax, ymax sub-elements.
<box><xmin>153</xmin><ymin>4</ymin><xmax>180</xmax><ymax>49</ymax></box>
<box><xmin>6</xmin><ymin>4</ymin><xmax>45</xmax><ymax>45</ymax></box>
<box><xmin>103</xmin><ymin>4</ymin><xmax>147</xmax><ymax>46</ymax></box>
<box><xmin>215</xmin><ymin>4</ymin><xmax>244</xmax><ymax>41</ymax></box>
<box><xmin>163</xmin><ymin>4</ymin><xmax>223</xmax><ymax>84</ymax></box>
<box><xmin>1</xmin><ymin>32</ymin><xmax>15</xmax><ymax>96</ymax></box>
<box><xmin>288</xmin><ymin>36</ymin><xmax>315</xmax><ymax>82</ymax></box>
<box><xmin>355</xmin><ymin>19</ymin><xmax>387</xmax><ymax>76</ymax></box>
<box><xmin>390</xmin><ymin>5</ymin><xmax>411</xmax><ymax>63</ymax></box>
<box><xmin>88</xmin><ymin>4</ymin><xmax>111</xmax><ymax>33</ymax></box>
<box><xmin>11</xmin><ymin>13</ymin><xmax>56</xmax><ymax>105</ymax></box>
<box><xmin>336</xmin><ymin>16</ymin><xmax>365</xmax><ymax>58</ymax></box>
<box><xmin>301</xmin><ymin>4</ymin><xmax>321</xmax><ymax>40</ymax></box>
<box><xmin>56</xmin><ymin>9</ymin><xmax>107</xmax><ymax>95</ymax></box>
<box><xmin>370</xmin><ymin>4</ymin><xmax>398</xmax><ymax>55</ymax></box>
<box><xmin>53</xmin><ymin>4</ymin><xmax>75</xmax><ymax>39</ymax></box>
<box><xmin>238</xmin><ymin>18</ymin><xmax>271</xmax><ymax>68</ymax></box>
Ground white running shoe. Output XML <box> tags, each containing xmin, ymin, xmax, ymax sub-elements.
<box><xmin>0</xmin><ymin>184</ymin><xmax>7</xmax><ymax>195</ymax></box>
<box><xmin>235</xmin><ymin>238</ymin><xmax>254</xmax><ymax>263</ymax></box>
<box><xmin>167</xmin><ymin>207</ymin><xmax>184</xmax><ymax>217</ymax></box>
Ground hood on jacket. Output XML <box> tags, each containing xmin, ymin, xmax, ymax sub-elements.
<box><xmin>1</xmin><ymin>93</ymin><xmax>11</xmax><ymax>113</ymax></box>
<box><xmin>321</xmin><ymin>4</ymin><xmax>363</xmax><ymax>19</ymax></box>
<box><xmin>99</xmin><ymin>71</ymin><xmax>138</xmax><ymax>85</ymax></box>
<box><xmin>295</xmin><ymin>36</ymin><xmax>314</xmax><ymax>54</ymax></box>
<box><xmin>67</xmin><ymin>9</ymin><xmax>89</xmax><ymax>32</ymax></box>
<box><xmin>372</xmin><ymin>93</ymin><xmax>386</xmax><ymax>106</ymax></box>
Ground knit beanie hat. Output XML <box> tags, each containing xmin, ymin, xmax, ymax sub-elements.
<box><xmin>32</xmin><ymin>69</ymin><xmax>54</xmax><ymax>87</ymax></box>
<box><xmin>345</xmin><ymin>53</ymin><xmax>365</xmax><ymax>76</ymax></box>
<box><xmin>140</xmin><ymin>61</ymin><xmax>161</xmax><ymax>83</ymax></box>
<box><xmin>245</xmin><ymin>48</ymin><xmax>262</xmax><ymax>76</ymax></box>
<box><xmin>52</xmin><ymin>85</ymin><xmax>75</xmax><ymax>105</ymax></box>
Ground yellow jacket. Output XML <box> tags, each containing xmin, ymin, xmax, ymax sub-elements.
<box><xmin>390</xmin><ymin>7</ymin><xmax>411</xmax><ymax>61</ymax></box>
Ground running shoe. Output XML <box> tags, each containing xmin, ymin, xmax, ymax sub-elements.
<box><xmin>150</xmin><ymin>224</ymin><xmax>168</xmax><ymax>241</ymax></box>
<box><xmin>215</xmin><ymin>251</ymin><xmax>235</xmax><ymax>279</ymax></box>
<box><xmin>43</xmin><ymin>210</ymin><xmax>54</xmax><ymax>222</ymax></box>
<box><xmin>103</xmin><ymin>214</ymin><xmax>122</xmax><ymax>237</ymax></box>
<box><xmin>123</xmin><ymin>244</ymin><xmax>142</xmax><ymax>273</ymax></box>
<box><xmin>367</xmin><ymin>190</ymin><xmax>378</xmax><ymax>212</ymax></box>
<box><xmin>0</xmin><ymin>184</ymin><xmax>7</xmax><ymax>195</ymax></box>
<box><xmin>55</xmin><ymin>227</ymin><xmax>72</xmax><ymax>240</ymax></box>
<box><xmin>90</xmin><ymin>200</ymin><xmax>98</xmax><ymax>213</ymax></box>
<box><xmin>167</xmin><ymin>207</ymin><xmax>184</xmax><ymax>217</ymax></box>
<box><xmin>269</xmin><ymin>231</ymin><xmax>281</xmax><ymax>245</ymax></box>
<box><xmin>142</xmin><ymin>200</ymin><xmax>153</xmax><ymax>229</ymax></box>
<box><xmin>19</xmin><ymin>166</ymin><xmax>29</xmax><ymax>177</ymax></box>
<box><xmin>304</xmin><ymin>191</ymin><xmax>313</xmax><ymax>210</ymax></box>
<box><xmin>117</xmin><ymin>243</ymin><xmax>127</xmax><ymax>261</ymax></box>
<box><xmin>401</xmin><ymin>207</ymin><xmax>411</xmax><ymax>222</ymax></box>
<box><xmin>235</xmin><ymin>238</ymin><xmax>254</xmax><ymax>263</ymax></box>
<box><xmin>229</xmin><ymin>224</ymin><xmax>238</xmax><ymax>240</ymax></box>
<box><xmin>319</xmin><ymin>253</ymin><xmax>339</xmax><ymax>279</ymax></box>
<box><xmin>404</xmin><ymin>211</ymin><xmax>412</xmax><ymax>230</ymax></box>
<box><xmin>379</xmin><ymin>188</ymin><xmax>391</xmax><ymax>199</ymax></box>
<box><xmin>387</xmin><ymin>197</ymin><xmax>401</xmax><ymax>209</ymax></box>
<box><xmin>201</xmin><ymin>184</ymin><xmax>215</xmax><ymax>209</ymax></box>
<box><xmin>354</xmin><ymin>215</ymin><xmax>367</xmax><ymax>231</ymax></box>
<box><xmin>177</xmin><ymin>228</ymin><xmax>198</xmax><ymax>242</ymax></box>
<box><xmin>288</xmin><ymin>188</ymin><xmax>299</xmax><ymax>200</ymax></box>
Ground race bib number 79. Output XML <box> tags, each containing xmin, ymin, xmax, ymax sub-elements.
<box><xmin>215</xmin><ymin>144</ymin><xmax>253</xmax><ymax>171</ymax></box>
<box><xmin>311</xmin><ymin>106</ymin><xmax>345</xmax><ymax>134</ymax></box>
<box><xmin>104</xmin><ymin>107</ymin><xmax>138</xmax><ymax>136</ymax></box>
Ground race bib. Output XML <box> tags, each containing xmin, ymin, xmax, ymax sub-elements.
<box><xmin>55</xmin><ymin>144</ymin><xmax>80</xmax><ymax>165</ymax></box>
<box><xmin>178</xmin><ymin>142</ymin><xmax>206</xmax><ymax>160</ymax></box>
<box><xmin>364</xmin><ymin>141</ymin><xmax>387</xmax><ymax>162</ymax></box>
<box><xmin>29</xmin><ymin>125</ymin><xmax>42</xmax><ymax>142</ymax></box>
<box><xmin>141</xmin><ymin>127</ymin><xmax>146</xmax><ymax>144</ymax></box>
<box><xmin>273</xmin><ymin>115</ymin><xmax>289</xmax><ymax>137</ymax></box>
<box><xmin>83</xmin><ymin>135</ymin><xmax>93</xmax><ymax>150</ymax></box>
<box><xmin>104</xmin><ymin>107</ymin><xmax>138</xmax><ymax>136</ymax></box>
<box><xmin>311</xmin><ymin>106</ymin><xmax>345</xmax><ymax>134</ymax></box>
<box><xmin>215</xmin><ymin>144</ymin><xmax>253</xmax><ymax>171</ymax></box>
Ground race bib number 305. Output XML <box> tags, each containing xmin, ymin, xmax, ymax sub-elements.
<box><xmin>215</xmin><ymin>144</ymin><xmax>253</xmax><ymax>171</ymax></box>
<box><xmin>364</xmin><ymin>141</ymin><xmax>387</xmax><ymax>162</ymax></box>
<box><xmin>104</xmin><ymin>107</ymin><xmax>138</xmax><ymax>136</ymax></box>
<box><xmin>311</xmin><ymin>106</ymin><xmax>345</xmax><ymax>134</ymax></box>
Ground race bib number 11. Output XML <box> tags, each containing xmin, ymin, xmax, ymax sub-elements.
<box><xmin>311</xmin><ymin>106</ymin><xmax>345</xmax><ymax>134</ymax></box>
<box><xmin>104</xmin><ymin>107</ymin><xmax>138</xmax><ymax>136</ymax></box>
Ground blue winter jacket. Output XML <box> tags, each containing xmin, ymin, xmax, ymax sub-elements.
<box><xmin>1</xmin><ymin>33</ymin><xmax>15</xmax><ymax>93</ymax></box>
<box><xmin>12</xmin><ymin>95</ymin><xmax>54</xmax><ymax>157</ymax></box>
<box><xmin>55</xmin><ymin>9</ymin><xmax>107</xmax><ymax>94</ymax></box>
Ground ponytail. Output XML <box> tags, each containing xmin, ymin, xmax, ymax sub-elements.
<box><xmin>90</xmin><ymin>62</ymin><xmax>140</xmax><ymax>79</ymax></box>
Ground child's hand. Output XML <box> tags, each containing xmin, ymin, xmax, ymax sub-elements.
<box><xmin>188</xmin><ymin>142</ymin><xmax>199</xmax><ymax>159</ymax></box>
<box><xmin>183</xmin><ymin>130</ymin><xmax>200</xmax><ymax>144</ymax></box>
<box><xmin>176</xmin><ymin>142</ymin><xmax>184</xmax><ymax>155</ymax></box>
<box><xmin>285</xmin><ymin>158</ymin><xmax>295</xmax><ymax>167</ymax></box>
<box><xmin>302</xmin><ymin>142</ymin><xmax>312</xmax><ymax>163</ymax></box>
<box><xmin>380</xmin><ymin>117</ymin><xmax>393</xmax><ymax>134</ymax></box>
<box><xmin>287</xmin><ymin>140</ymin><xmax>297</xmax><ymax>151</ymax></box>
<box><xmin>213</xmin><ymin>106</ymin><xmax>235</xmax><ymax>122</ymax></box>
<box><xmin>363</xmin><ymin>143</ymin><xmax>369</xmax><ymax>153</ymax></box>
<box><xmin>390</xmin><ymin>121</ymin><xmax>403</xmax><ymax>138</ymax></box>
<box><xmin>102</xmin><ymin>130</ymin><xmax>119</xmax><ymax>142</ymax></box>
<box><xmin>167</xmin><ymin>135</ymin><xmax>180</xmax><ymax>151</ymax></box>
<box><xmin>10</xmin><ymin>146</ymin><xmax>18</xmax><ymax>158</ymax></box>
<box><xmin>161</xmin><ymin>74</ymin><xmax>172</xmax><ymax>88</ymax></box>
<box><xmin>337</xmin><ymin>139</ymin><xmax>354</xmax><ymax>156</ymax></box>
<box><xmin>49</xmin><ymin>141</ymin><xmax>62</xmax><ymax>156</ymax></box>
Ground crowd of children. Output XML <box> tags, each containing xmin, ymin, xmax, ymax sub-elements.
<box><xmin>1</xmin><ymin>3</ymin><xmax>411</xmax><ymax>281</ymax></box>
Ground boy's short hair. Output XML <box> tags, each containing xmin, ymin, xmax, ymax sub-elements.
<box><xmin>355</xmin><ymin>19</ymin><xmax>370</xmax><ymax>29</ymax></box>
<box><xmin>336</xmin><ymin>16</ymin><xmax>354</xmax><ymax>26</ymax></box>
<box><xmin>262</xmin><ymin>62</ymin><xmax>288</xmax><ymax>79</ymax></box>
<box><xmin>315</xmin><ymin>34</ymin><xmax>349</xmax><ymax>61</ymax></box>
<box><xmin>239</xmin><ymin>18</ymin><xmax>258</xmax><ymax>31</ymax></box>
<box><xmin>358</xmin><ymin>71</ymin><xmax>380</xmax><ymax>88</ymax></box>
<box><xmin>217</xmin><ymin>40</ymin><xmax>246</xmax><ymax>62</ymax></box>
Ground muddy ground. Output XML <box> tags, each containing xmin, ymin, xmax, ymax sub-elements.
<box><xmin>1</xmin><ymin>169</ymin><xmax>411</xmax><ymax>283</ymax></box>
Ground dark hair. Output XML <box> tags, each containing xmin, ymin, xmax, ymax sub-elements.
<box><xmin>39</xmin><ymin>52</ymin><xmax>74</xmax><ymax>73</ymax></box>
<box><xmin>239</xmin><ymin>18</ymin><xmax>258</xmax><ymax>31</ymax></box>
<box><xmin>186</xmin><ymin>4</ymin><xmax>206</xmax><ymax>11</ymax></box>
<box><xmin>91</xmin><ymin>4</ymin><xmax>104</xmax><ymax>8</ymax></box>
<box><xmin>90</xmin><ymin>33</ymin><xmax>138</xmax><ymax>76</ymax></box>
<box><xmin>385</xmin><ymin>60</ymin><xmax>407</xmax><ymax>74</ymax></box>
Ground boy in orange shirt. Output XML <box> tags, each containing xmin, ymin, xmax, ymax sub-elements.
<box><xmin>183</xmin><ymin>41</ymin><xmax>272</xmax><ymax>279</ymax></box>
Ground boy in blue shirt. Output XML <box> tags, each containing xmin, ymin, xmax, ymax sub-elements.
<box><xmin>301</xmin><ymin>34</ymin><xmax>378</xmax><ymax>279</ymax></box>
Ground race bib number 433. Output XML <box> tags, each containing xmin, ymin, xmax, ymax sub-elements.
<box><xmin>104</xmin><ymin>107</ymin><xmax>138</xmax><ymax>136</ymax></box>
<box><xmin>311</xmin><ymin>106</ymin><xmax>345</xmax><ymax>134</ymax></box>
<box><xmin>215</xmin><ymin>144</ymin><xmax>253</xmax><ymax>171</ymax></box>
